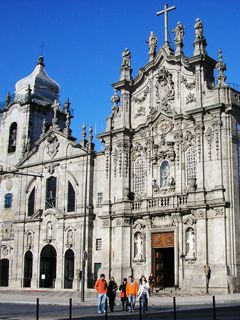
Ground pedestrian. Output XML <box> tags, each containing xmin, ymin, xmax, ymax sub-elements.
<box><xmin>107</xmin><ymin>276</ymin><xmax>118</xmax><ymax>312</ymax></box>
<box><xmin>148</xmin><ymin>273</ymin><xmax>155</xmax><ymax>295</ymax></box>
<box><xmin>126</xmin><ymin>275</ymin><xmax>138</xmax><ymax>312</ymax></box>
<box><xmin>119</xmin><ymin>278</ymin><xmax>128</xmax><ymax>311</ymax></box>
<box><xmin>95</xmin><ymin>273</ymin><xmax>107</xmax><ymax>314</ymax></box>
<box><xmin>138</xmin><ymin>275</ymin><xmax>149</xmax><ymax>312</ymax></box>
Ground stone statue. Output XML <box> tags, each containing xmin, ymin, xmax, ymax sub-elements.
<box><xmin>174</xmin><ymin>21</ymin><xmax>184</xmax><ymax>45</ymax></box>
<box><xmin>47</xmin><ymin>221</ymin><xmax>52</xmax><ymax>240</ymax></box>
<box><xmin>186</xmin><ymin>229</ymin><xmax>195</xmax><ymax>257</ymax></box>
<box><xmin>121</xmin><ymin>48</ymin><xmax>131</xmax><ymax>68</ymax></box>
<box><xmin>147</xmin><ymin>31</ymin><xmax>158</xmax><ymax>56</ymax></box>
<box><xmin>134</xmin><ymin>233</ymin><xmax>143</xmax><ymax>258</ymax></box>
<box><xmin>27</xmin><ymin>233</ymin><xmax>32</xmax><ymax>247</ymax></box>
<box><xmin>160</xmin><ymin>161</ymin><xmax>170</xmax><ymax>187</ymax></box>
<box><xmin>194</xmin><ymin>18</ymin><xmax>204</xmax><ymax>40</ymax></box>
<box><xmin>67</xmin><ymin>230</ymin><xmax>73</xmax><ymax>246</ymax></box>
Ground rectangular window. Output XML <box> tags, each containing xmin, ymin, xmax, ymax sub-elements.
<box><xmin>97</xmin><ymin>192</ymin><xmax>103</xmax><ymax>206</ymax></box>
<box><xmin>96</xmin><ymin>238</ymin><xmax>102</xmax><ymax>251</ymax></box>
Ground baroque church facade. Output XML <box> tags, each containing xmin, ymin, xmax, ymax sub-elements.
<box><xmin>1</xmin><ymin>9</ymin><xmax>240</xmax><ymax>294</ymax></box>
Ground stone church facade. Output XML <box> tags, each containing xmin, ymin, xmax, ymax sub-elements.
<box><xmin>1</xmin><ymin>12</ymin><xmax>240</xmax><ymax>294</ymax></box>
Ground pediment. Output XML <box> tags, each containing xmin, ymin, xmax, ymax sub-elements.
<box><xmin>17</xmin><ymin>128</ymin><xmax>87</xmax><ymax>168</ymax></box>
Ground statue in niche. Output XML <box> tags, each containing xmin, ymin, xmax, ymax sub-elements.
<box><xmin>186</xmin><ymin>228</ymin><xmax>195</xmax><ymax>257</ymax></box>
<box><xmin>160</xmin><ymin>160</ymin><xmax>170</xmax><ymax>188</ymax></box>
<box><xmin>121</xmin><ymin>48</ymin><xmax>131</xmax><ymax>68</ymax></box>
<box><xmin>147</xmin><ymin>31</ymin><xmax>158</xmax><ymax>56</ymax></box>
<box><xmin>47</xmin><ymin>221</ymin><xmax>52</xmax><ymax>240</ymax></box>
<box><xmin>67</xmin><ymin>230</ymin><xmax>73</xmax><ymax>246</ymax></box>
<box><xmin>134</xmin><ymin>232</ymin><xmax>143</xmax><ymax>259</ymax></box>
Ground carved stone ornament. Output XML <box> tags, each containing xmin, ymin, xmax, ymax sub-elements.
<box><xmin>155</xmin><ymin>66</ymin><xmax>175</xmax><ymax>115</ymax></box>
<box><xmin>102</xmin><ymin>219</ymin><xmax>110</xmax><ymax>228</ymax></box>
<box><xmin>208</xmin><ymin>207</ymin><xmax>224</xmax><ymax>219</ymax></box>
<box><xmin>186</xmin><ymin>92</ymin><xmax>196</xmax><ymax>105</ymax></box>
<box><xmin>46</xmin><ymin>132</ymin><xmax>60</xmax><ymax>158</ymax></box>
<box><xmin>133</xmin><ymin>219</ymin><xmax>146</xmax><ymax>231</ymax></box>
<box><xmin>153</xmin><ymin>116</ymin><xmax>174</xmax><ymax>135</ymax></box>
<box><xmin>183</xmin><ymin>214</ymin><xmax>196</xmax><ymax>226</ymax></box>
<box><xmin>151</xmin><ymin>215</ymin><xmax>174</xmax><ymax>228</ymax></box>
<box><xmin>1</xmin><ymin>246</ymin><xmax>9</xmax><ymax>257</ymax></box>
<box><xmin>181</xmin><ymin>76</ymin><xmax>196</xmax><ymax>90</ymax></box>
<box><xmin>133</xmin><ymin>86</ymin><xmax>149</xmax><ymax>104</ymax></box>
<box><xmin>6</xmin><ymin>179</ymin><xmax>13</xmax><ymax>190</ymax></box>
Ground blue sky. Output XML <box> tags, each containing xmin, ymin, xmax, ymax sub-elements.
<box><xmin>1</xmin><ymin>0</ymin><xmax>240</xmax><ymax>149</ymax></box>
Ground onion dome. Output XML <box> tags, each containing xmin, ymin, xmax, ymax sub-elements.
<box><xmin>15</xmin><ymin>56</ymin><xmax>60</xmax><ymax>104</ymax></box>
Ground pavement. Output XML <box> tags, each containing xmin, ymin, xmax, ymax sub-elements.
<box><xmin>0</xmin><ymin>288</ymin><xmax>239</xmax><ymax>308</ymax></box>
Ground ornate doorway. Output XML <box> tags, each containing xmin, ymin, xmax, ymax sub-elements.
<box><xmin>0</xmin><ymin>259</ymin><xmax>9</xmax><ymax>286</ymax></box>
<box><xmin>40</xmin><ymin>244</ymin><xmax>56</xmax><ymax>288</ymax></box>
<box><xmin>24</xmin><ymin>250</ymin><xmax>33</xmax><ymax>287</ymax></box>
<box><xmin>152</xmin><ymin>232</ymin><xmax>174</xmax><ymax>288</ymax></box>
<box><xmin>64</xmin><ymin>249</ymin><xmax>74</xmax><ymax>289</ymax></box>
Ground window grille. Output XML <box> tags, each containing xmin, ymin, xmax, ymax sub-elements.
<box><xmin>134</xmin><ymin>156</ymin><xmax>146</xmax><ymax>194</ymax></box>
<box><xmin>96</xmin><ymin>238</ymin><xmax>102</xmax><ymax>251</ymax></box>
<box><xmin>186</xmin><ymin>146</ymin><xmax>197</xmax><ymax>181</ymax></box>
<box><xmin>97</xmin><ymin>192</ymin><xmax>103</xmax><ymax>206</ymax></box>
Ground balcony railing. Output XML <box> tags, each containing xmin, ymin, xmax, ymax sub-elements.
<box><xmin>131</xmin><ymin>194</ymin><xmax>188</xmax><ymax>211</ymax></box>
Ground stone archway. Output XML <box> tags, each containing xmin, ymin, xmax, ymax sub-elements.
<box><xmin>39</xmin><ymin>244</ymin><xmax>56</xmax><ymax>288</ymax></box>
<box><xmin>0</xmin><ymin>259</ymin><xmax>9</xmax><ymax>286</ymax></box>
<box><xmin>64</xmin><ymin>249</ymin><xmax>74</xmax><ymax>289</ymax></box>
<box><xmin>24</xmin><ymin>250</ymin><xmax>33</xmax><ymax>287</ymax></box>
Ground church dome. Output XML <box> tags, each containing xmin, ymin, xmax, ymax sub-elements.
<box><xmin>15</xmin><ymin>57</ymin><xmax>60</xmax><ymax>103</ymax></box>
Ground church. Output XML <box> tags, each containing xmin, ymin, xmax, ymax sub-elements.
<box><xmin>1</xmin><ymin>5</ymin><xmax>240</xmax><ymax>294</ymax></box>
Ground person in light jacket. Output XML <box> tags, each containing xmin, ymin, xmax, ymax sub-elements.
<box><xmin>138</xmin><ymin>275</ymin><xmax>149</xmax><ymax>312</ymax></box>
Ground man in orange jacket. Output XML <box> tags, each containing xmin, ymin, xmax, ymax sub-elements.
<box><xmin>126</xmin><ymin>275</ymin><xmax>138</xmax><ymax>312</ymax></box>
<box><xmin>95</xmin><ymin>273</ymin><xmax>107</xmax><ymax>314</ymax></box>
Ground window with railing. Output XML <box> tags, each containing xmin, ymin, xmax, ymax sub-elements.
<box><xmin>45</xmin><ymin>177</ymin><xmax>57</xmax><ymax>209</ymax></box>
<box><xmin>97</xmin><ymin>192</ymin><xmax>103</xmax><ymax>206</ymax></box>
<box><xmin>134</xmin><ymin>156</ymin><xmax>146</xmax><ymax>194</ymax></box>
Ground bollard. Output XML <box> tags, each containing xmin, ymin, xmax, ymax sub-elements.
<box><xmin>139</xmin><ymin>296</ymin><xmax>142</xmax><ymax>320</ymax></box>
<box><xmin>173</xmin><ymin>296</ymin><xmax>176</xmax><ymax>320</ymax></box>
<box><xmin>69</xmin><ymin>298</ymin><xmax>72</xmax><ymax>320</ymax></box>
<box><xmin>105</xmin><ymin>296</ymin><xmax>108</xmax><ymax>319</ymax></box>
<box><xmin>212</xmin><ymin>296</ymin><xmax>216</xmax><ymax>320</ymax></box>
<box><xmin>36</xmin><ymin>298</ymin><xmax>39</xmax><ymax>320</ymax></box>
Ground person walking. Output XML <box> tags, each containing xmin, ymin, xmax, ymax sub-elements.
<box><xmin>148</xmin><ymin>273</ymin><xmax>155</xmax><ymax>295</ymax></box>
<box><xmin>107</xmin><ymin>276</ymin><xmax>118</xmax><ymax>312</ymax></box>
<box><xmin>138</xmin><ymin>275</ymin><xmax>150</xmax><ymax>312</ymax></box>
<box><xmin>95</xmin><ymin>273</ymin><xmax>107</xmax><ymax>314</ymax></box>
<box><xmin>119</xmin><ymin>278</ymin><xmax>128</xmax><ymax>311</ymax></box>
<box><xmin>126</xmin><ymin>275</ymin><xmax>138</xmax><ymax>312</ymax></box>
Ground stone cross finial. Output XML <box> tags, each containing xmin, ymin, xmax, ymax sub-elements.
<box><xmin>156</xmin><ymin>3</ymin><xmax>176</xmax><ymax>44</ymax></box>
<box><xmin>216</xmin><ymin>49</ymin><xmax>227</xmax><ymax>87</ymax></box>
<box><xmin>63</xmin><ymin>98</ymin><xmax>72</xmax><ymax>136</ymax></box>
<box><xmin>5</xmin><ymin>92</ymin><xmax>11</xmax><ymax>106</ymax></box>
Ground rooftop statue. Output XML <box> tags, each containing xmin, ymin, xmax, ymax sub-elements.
<box><xmin>173</xmin><ymin>21</ymin><xmax>184</xmax><ymax>45</ymax></box>
<box><xmin>121</xmin><ymin>48</ymin><xmax>131</xmax><ymax>68</ymax></box>
<box><xmin>194</xmin><ymin>18</ymin><xmax>204</xmax><ymax>40</ymax></box>
<box><xmin>147</xmin><ymin>31</ymin><xmax>158</xmax><ymax>57</ymax></box>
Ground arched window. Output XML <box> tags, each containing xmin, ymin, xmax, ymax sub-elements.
<box><xmin>8</xmin><ymin>122</ymin><xmax>17</xmax><ymax>153</ymax></box>
<box><xmin>67</xmin><ymin>181</ymin><xmax>75</xmax><ymax>212</ymax></box>
<box><xmin>28</xmin><ymin>188</ymin><xmax>35</xmax><ymax>216</ymax></box>
<box><xmin>186</xmin><ymin>146</ymin><xmax>197</xmax><ymax>182</ymax></box>
<box><xmin>5</xmin><ymin>193</ymin><xmax>12</xmax><ymax>208</ymax></box>
<box><xmin>160</xmin><ymin>160</ymin><xmax>170</xmax><ymax>188</ymax></box>
<box><xmin>134</xmin><ymin>156</ymin><xmax>146</xmax><ymax>194</ymax></box>
<box><xmin>45</xmin><ymin>177</ymin><xmax>57</xmax><ymax>208</ymax></box>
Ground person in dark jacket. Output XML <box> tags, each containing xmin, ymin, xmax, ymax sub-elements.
<box><xmin>107</xmin><ymin>277</ymin><xmax>118</xmax><ymax>312</ymax></box>
<box><xmin>119</xmin><ymin>278</ymin><xmax>128</xmax><ymax>311</ymax></box>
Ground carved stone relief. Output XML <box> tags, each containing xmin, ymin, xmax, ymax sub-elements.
<box><xmin>151</xmin><ymin>215</ymin><xmax>174</xmax><ymax>228</ymax></box>
<box><xmin>46</xmin><ymin>132</ymin><xmax>60</xmax><ymax>159</ymax></box>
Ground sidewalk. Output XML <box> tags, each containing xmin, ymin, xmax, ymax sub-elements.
<box><xmin>0</xmin><ymin>288</ymin><xmax>239</xmax><ymax>308</ymax></box>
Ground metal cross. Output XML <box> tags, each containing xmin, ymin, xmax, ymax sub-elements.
<box><xmin>156</xmin><ymin>3</ymin><xmax>176</xmax><ymax>44</ymax></box>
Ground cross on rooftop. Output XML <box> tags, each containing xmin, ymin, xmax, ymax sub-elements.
<box><xmin>156</xmin><ymin>3</ymin><xmax>176</xmax><ymax>44</ymax></box>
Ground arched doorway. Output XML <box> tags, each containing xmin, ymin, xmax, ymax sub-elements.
<box><xmin>24</xmin><ymin>251</ymin><xmax>33</xmax><ymax>287</ymax></box>
<box><xmin>40</xmin><ymin>245</ymin><xmax>56</xmax><ymax>288</ymax></box>
<box><xmin>64</xmin><ymin>249</ymin><xmax>74</xmax><ymax>289</ymax></box>
<box><xmin>0</xmin><ymin>259</ymin><xmax>9</xmax><ymax>286</ymax></box>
